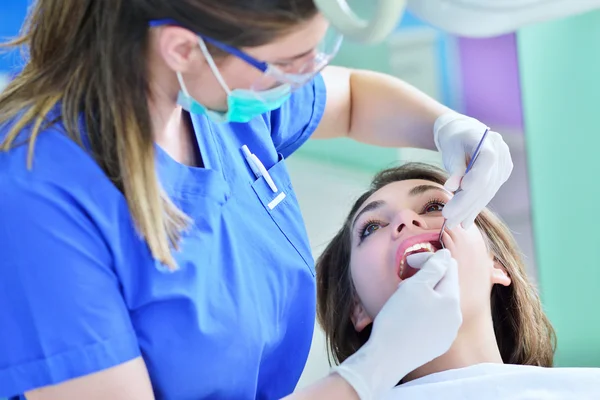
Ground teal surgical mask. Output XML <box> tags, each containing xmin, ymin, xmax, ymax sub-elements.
<box><xmin>177</xmin><ymin>38</ymin><xmax>292</xmax><ymax>124</ymax></box>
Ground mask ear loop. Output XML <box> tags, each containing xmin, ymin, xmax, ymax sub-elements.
<box><xmin>197</xmin><ymin>37</ymin><xmax>232</xmax><ymax>95</ymax></box>
<box><xmin>175</xmin><ymin>37</ymin><xmax>232</xmax><ymax>98</ymax></box>
<box><xmin>176</xmin><ymin>71</ymin><xmax>192</xmax><ymax>97</ymax></box>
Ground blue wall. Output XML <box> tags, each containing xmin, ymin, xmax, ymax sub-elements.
<box><xmin>0</xmin><ymin>0</ymin><xmax>29</xmax><ymax>77</ymax></box>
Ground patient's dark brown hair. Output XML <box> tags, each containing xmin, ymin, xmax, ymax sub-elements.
<box><xmin>316</xmin><ymin>162</ymin><xmax>556</xmax><ymax>367</ymax></box>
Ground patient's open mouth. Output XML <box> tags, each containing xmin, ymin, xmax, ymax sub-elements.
<box><xmin>396</xmin><ymin>234</ymin><xmax>443</xmax><ymax>280</ymax></box>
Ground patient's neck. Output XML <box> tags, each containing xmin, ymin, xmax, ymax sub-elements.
<box><xmin>403</xmin><ymin>311</ymin><xmax>504</xmax><ymax>383</ymax></box>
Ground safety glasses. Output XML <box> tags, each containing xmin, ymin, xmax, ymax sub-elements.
<box><xmin>149</xmin><ymin>19</ymin><xmax>343</xmax><ymax>93</ymax></box>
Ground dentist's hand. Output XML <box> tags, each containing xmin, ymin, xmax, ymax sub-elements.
<box><xmin>332</xmin><ymin>249</ymin><xmax>462</xmax><ymax>400</ymax></box>
<box><xmin>434</xmin><ymin>112</ymin><xmax>513</xmax><ymax>229</ymax></box>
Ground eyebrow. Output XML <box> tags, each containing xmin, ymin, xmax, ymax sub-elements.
<box><xmin>351</xmin><ymin>185</ymin><xmax>449</xmax><ymax>229</ymax></box>
<box><xmin>352</xmin><ymin>200</ymin><xmax>386</xmax><ymax>230</ymax></box>
<box><xmin>409</xmin><ymin>184</ymin><xmax>449</xmax><ymax>197</ymax></box>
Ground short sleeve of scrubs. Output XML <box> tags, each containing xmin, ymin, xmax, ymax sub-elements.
<box><xmin>269</xmin><ymin>73</ymin><xmax>327</xmax><ymax>158</ymax></box>
<box><xmin>0</xmin><ymin>174</ymin><xmax>140</xmax><ymax>396</ymax></box>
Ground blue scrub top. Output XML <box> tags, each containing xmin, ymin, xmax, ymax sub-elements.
<box><xmin>0</xmin><ymin>75</ymin><xmax>327</xmax><ymax>399</ymax></box>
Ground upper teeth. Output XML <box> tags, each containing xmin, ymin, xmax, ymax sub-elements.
<box><xmin>399</xmin><ymin>242</ymin><xmax>436</xmax><ymax>272</ymax></box>
<box><xmin>404</xmin><ymin>242</ymin><xmax>436</xmax><ymax>256</ymax></box>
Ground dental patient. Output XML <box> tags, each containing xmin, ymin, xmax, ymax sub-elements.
<box><xmin>316</xmin><ymin>162</ymin><xmax>600</xmax><ymax>399</ymax></box>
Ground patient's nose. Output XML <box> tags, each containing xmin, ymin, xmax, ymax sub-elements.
<box><xmin>393</xmin><ymin>209</ymin><xmax>426</xmax><ymax>236</ymax></box>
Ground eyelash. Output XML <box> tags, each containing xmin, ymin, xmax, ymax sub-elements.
<box><xmin>422</xmin><ymin>199</ymin><xmax>446</xmax><ymax>214</ymax></box>
<box><xmin>357</xmin><ymin>219</ymin><xmax>386</xmax><ymax>243</ymax></box>
<box><xmin>356</xmin><ymin>199</ymin><xmax>446</xmax><ymax>242</ymax></box>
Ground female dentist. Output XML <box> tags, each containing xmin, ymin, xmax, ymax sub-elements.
<box><xmin>0</xmin><ymin>1</ymin><xmax>511</xmax><ymax>399</ymax></box>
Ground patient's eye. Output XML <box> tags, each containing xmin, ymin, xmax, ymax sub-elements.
<box><xmin>358</xmin><ymin>220</ymin><xmax>384</xmax><ymax>241</ymax></box>
<box><xmin>422</xmin><ymin>200</ymin><xmax>445</xmax><ymax>214</ymax></box>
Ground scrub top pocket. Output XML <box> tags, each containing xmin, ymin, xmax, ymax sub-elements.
<box><xmin>251</xmin><ymin>155</ymin><xmax>315</xmax><ymax>275</ymax></box>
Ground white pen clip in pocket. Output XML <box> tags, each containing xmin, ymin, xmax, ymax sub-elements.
<box><xmin>241</xmin><ymin>145</ymin><xmax>286</xmax><ymax>209</ymax></box>
<box><xmin>267</xmin><ymin>192</ymin><xmax>286</xmax><ymax>210</ymax></box>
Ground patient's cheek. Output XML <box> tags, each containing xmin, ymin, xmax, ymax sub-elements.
<box><xmin>352</xmin><ymin>275</ymin><xmax>396</xmax><ymax>320</ymax></box>
<box><xmin>454</xmin><ymin>225</ymin><xmax>488</xmax><ymax>264</ymax></box>
<box><xmin>454</xmin><ymin>226</ymin><xmax>496</xmax><ymax>316</ymax></box>
<box><xmin>350</xmin><ymin>244</ymin><xmax>401</xmax><ymax>319</ymax></box>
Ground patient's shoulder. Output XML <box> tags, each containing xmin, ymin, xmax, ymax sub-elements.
<box><xmin>385</xmin><ymin>363</ymin><xmax>600</xmax><ymax>400</ymax></box>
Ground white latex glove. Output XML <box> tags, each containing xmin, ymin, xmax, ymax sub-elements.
<box><xmin>434</xmin><ymin>112</ymin><xmax>513</xmax><ymax>229</ymax></box>
<box><xmin>332</xmin><ymin>249</ymin><xmax>462</xmax><ymax>400</ymax></box>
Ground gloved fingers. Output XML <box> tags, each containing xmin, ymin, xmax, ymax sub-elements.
<box><xmin>443</xmin><ymin>133</ymin><xmax>496</xmax><ymax>210</ymax></box>
<box><xmin>452</xmin><ymin>169</ymin><xmax>494</xmax><ymax>226</ymax></box>
<box><xmin>458</xmin><ymin>147</ymin><xmax>496</xmax><ymax>192</ymax></box>
<box><xmin>405</xmin><ymin>252</ymin><xmax>435</xmax><ymax>269</ymax></box>
<box><xmin>442</xmin><ymin>189</ymin><xmax>480</xmax><ymax>230</ymax></box>
<box><xmin>433</xmin><ymin>256</ymin><xmax>459</xmax><ymax>298</ymax></box>
<box><xmin>461</xmin><ymin>132</ymin><xmax>511</xmax><ymax>193</ymax></box>
<box><xmin>458</xmin><ymin>184</ymin><xmax>495</xmax><ymax>229</ymax></box>
<box><xmin>433</xmin><ymin>113</ymin><xmax>472</xmax><ymax>150</ymax></box>
<box><xmin>406</xmin><ymin>249</ymin><xmax>452</xmax><ymax>288</ymax></box>
<box><xmin>491</xmin><ymin>130</ymin><xmax>513</xmax><ymax>167</ymax></box>
<box><xmin>460</xmin><ymin>207</ymin><xmax>481</xmax><ymax>230</ymax></box>
<box><xmin>448</xmin><ymin>161</ymin><xmax>498</xmax><ymax>228</ymax></box>
<box><xmin>498</xmin><ymin>136</ymin><xmax>514</xmax><ymax>181</ymax></box>
<box><xmin>444</xmin><ymin>172</ymin><xmax>463</xmax><ymax>193</ymax></box>
<box><xmin>443</xmin><ymin>159</ymin><xmax>467</xmax><ymax>193</ymax></box>
<box><xmin>433</xmin><ymin>112</ymin><xmax>464</xmax><ymax>136</ymax></box>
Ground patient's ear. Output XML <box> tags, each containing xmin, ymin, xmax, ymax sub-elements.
<box><xmin>491</xmin><ymin>257</ymin><xmax>511</xmax><ymax>287</ymax></box>
<box><xmin>351</xmin><ymin>299</ymin><xmax>373</xmax><ymax>332</ymax></box>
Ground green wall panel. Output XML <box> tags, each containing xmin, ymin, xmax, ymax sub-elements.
<box><xmin>295</xmin><ymin>138</ymin><xmax>401</xmax><ymax>174</ymax></box>
<box><xmin>518</xmin><ymin>10</ymin><xmax>600</xmax><ymax>366</ymax></box>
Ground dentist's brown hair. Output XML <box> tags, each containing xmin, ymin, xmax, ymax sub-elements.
<box><xmin>316</xmin><ymin>162</ymin><xmax>556</xmax><ymax>368</ymax></box>
<box><xmin>0</xmin><ymin>0</ymin><xmax>317</xmax><ymax>270</ymax></box>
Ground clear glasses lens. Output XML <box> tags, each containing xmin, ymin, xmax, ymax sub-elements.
<box><xmin>250</xmin><ymin>28</ymin><xmax>343</xmax><ymax>95</ymax></box>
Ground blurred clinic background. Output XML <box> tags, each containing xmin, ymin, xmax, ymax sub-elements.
<box><xmin>1</xmin><ymin>0</ymin><xmax>599</xmax><ymax>391</ymax></box>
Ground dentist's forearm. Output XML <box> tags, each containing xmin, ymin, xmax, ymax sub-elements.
<box><xmin>281</xmin><ymin>373</ymin><xmax>359</xmax><ymax>400</ymax></box>
<box><xmin>347</xmin><ymin>68</ymin><xmax>451</xmax><ymax>150</ymax></box>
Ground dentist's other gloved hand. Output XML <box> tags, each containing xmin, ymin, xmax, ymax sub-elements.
<box><xmin>332</xmin><ymin>249</ymin><xmax>462</xmax><ymax>400</ymax></box>
<box><xmin>434</xmin><ymin>112</ymin><xmax>513</xmax><ymax>229</ymax></box>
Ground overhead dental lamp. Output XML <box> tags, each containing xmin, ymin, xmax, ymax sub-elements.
<box><xmin>314</xmin><ymin>0</ymin><xmax>600</xmax><ymax>43</ymax></box>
